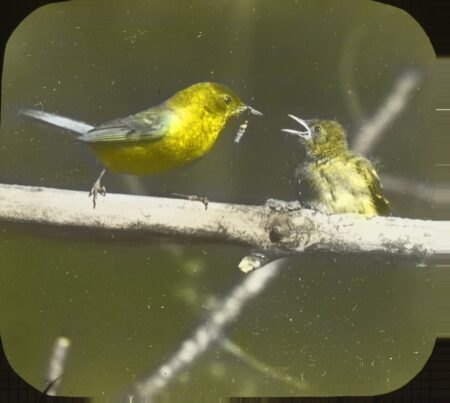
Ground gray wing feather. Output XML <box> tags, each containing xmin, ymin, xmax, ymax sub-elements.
<box><xmin>79</xmin><ymin>106</ymin><xmax>171</xmax><ymax>143</ymax></box>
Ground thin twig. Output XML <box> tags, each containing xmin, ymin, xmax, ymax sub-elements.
<box><xmin>220</xmin><ymin>337</ymin><xmax>310</xmax><ymax>392</ymax></box>
<box><xmin>381</xmin><ymin>174</ymin><xmax>450</xmax><ymax>205</ymax></box>
<box><xmin>133</xmin><ymin>259</ymin><xmax>287</xmax><ymax>399</ymax></box>
<box><xmin>44</xmin><ymin>336</ymin><xmax>71</xmax><ymax>396</ymax></box>
<box><xmin>351</xmin><ymin>70</ymin><xmax>421</xmax><ymax>155</ymax></box>
<box><xmin>43</xmin><ymin>375</ymin><xmax>63</xmax><ymax>395</ymax></box>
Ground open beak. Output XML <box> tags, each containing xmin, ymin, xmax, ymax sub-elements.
<box><xmin>281</xmin><ymin>114</ymin><xmax>312</xmax><ymax>141</ymax></box>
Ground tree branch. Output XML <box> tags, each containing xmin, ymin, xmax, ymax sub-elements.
<box><xmin>133</xmin><ymin>258</ymin><xmax>288</xmax><ymax>399</ymax></box>
<box><xmin>44</xmin><ymin>336</ymin><xmax>71</xmax><ymax>396</ymax></box>
<box><xmin>381</xmin><ymin>174</ymin><xmax>450</xmax><ymax>205</ymax></box>
<box><xmin>0</xmin><ymin>184</ymin><xmax>447</xmax><ymax>261</ymax></box>
<box><xmin>351</xmin><ymin>70</ymin><xmax>420</xmax><ymax>155</ymax></box>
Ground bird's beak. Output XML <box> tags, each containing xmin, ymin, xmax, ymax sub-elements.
<box><xmin>281</xmin><ymin>114</ymin><xmax>312</xmax><ymax>141</ymax></box>
<box><xmin>244</xmin><ymin>105</ymin><xmax>263</xmax><ymax>116</ymax></box>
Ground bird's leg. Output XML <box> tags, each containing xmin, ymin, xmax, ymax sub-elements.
<box><xmin>89</xmin><ymin>168</ymin><xmax>107</xmax><ymax>209</ymax></box>
<box><xmin>171</xmin><ymin>192</ymin><xmax>209</xmax><ymax>210</ymax></box>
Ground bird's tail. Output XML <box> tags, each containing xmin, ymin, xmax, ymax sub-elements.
<box><xmin>19</xmin><ymin>109</ymin><xmax>94</xmax><ymax>135</ymax></box>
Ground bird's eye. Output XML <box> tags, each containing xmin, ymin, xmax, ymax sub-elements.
<box><xmin>312</xmin><ymin>125</ymin><xmax>322</xmax><ymax>134</ymax></box>
<box><xmin>223</xmin><ymin>95</ymin><xmax>232</xmax><ymax>105</ymax></box>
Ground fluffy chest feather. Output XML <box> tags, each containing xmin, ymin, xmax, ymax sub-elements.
<box><xmin>297</xmin><ymin>157</ymin><xmax>380</xmax><ymax>216</ymax></box>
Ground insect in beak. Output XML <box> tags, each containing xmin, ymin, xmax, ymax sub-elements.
<box><xmin>233</xmin><ymin>105</ymin><xmax>262</xmax><ymax>143</ymax></box>
<box><xmin>234</xmin><ymin>120</ymin><xmax>249</xmax><ymax>143</ymax></box>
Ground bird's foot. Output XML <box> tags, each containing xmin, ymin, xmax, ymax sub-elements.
<box><xmin>265</xmin><ymin>198</ymin><xmax>302</xmax><ymax>213</ymax></box>
<box><xmin>172</xmin><ymin>192</ymin><xmax>209</xmax><ymax>210</ymax></box>
<box><xmin>89</xmin><ymin>169</ymin><xmax>107</xmax><ymax>209</ymax></box>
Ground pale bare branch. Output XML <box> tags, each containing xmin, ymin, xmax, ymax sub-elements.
<box><xmin>351</xmin><ymin>70</ymin><xmax>420</xmax><ymax>155</ymax></box>
<box><xmin>44</xmin><ymin>336</ymin><xmax>71</xmax><ymax>396</ymax></box>
<box><xmin>220</xmin><ymin>338</ymin><xmax>310</xmax><ymax>392</ymax></box>
<box><xmin>0</xmin><ymin>184</ymin><xmax>447</xmax><ymax>261</ymax></box>
<box><xmin>381</xmin><ymin>174</ymin><xmax>450</xmax><ymax>205</ymax></box>
<box><xmin>133</xmin><ymin>259</ymin><xmax>287</xmax><ymax>399</ymax></box>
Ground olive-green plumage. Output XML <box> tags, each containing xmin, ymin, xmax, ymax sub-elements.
<box><xmin>283</xmin><ymin>116</ymin><xmax>390</xmax><ymax>216</ymax></box>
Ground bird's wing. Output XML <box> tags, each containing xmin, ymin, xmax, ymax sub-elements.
<box><xmin>78</xmin><ymin>106</ymin><xmax>173</xmax><ymax>143</ymax></box>
<box><xmin>354</xmin><ymin>157</ymin><xmax>391</xmax><ymax>216</ymax></box>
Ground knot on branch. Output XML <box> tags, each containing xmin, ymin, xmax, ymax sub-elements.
<box><xmin>268</xmin><ymin>215</ymin><xmax>290</xmax><ymax>243</ymax></box>
<box><xmin>267</xmin><ymin>213</ymin><xmax>315</xmax><ymax>251</ymax></box>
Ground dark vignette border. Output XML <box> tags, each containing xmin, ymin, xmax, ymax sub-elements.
<box><xmin>0</xmin><ymin>0</ymin><xmax>448</xmax><ymax>402</ymax></box>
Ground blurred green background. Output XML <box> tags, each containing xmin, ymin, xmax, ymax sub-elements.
<box><xmin>0</xmin><ymin>0</ymin><xmax>448</xmax><ymax>400</ymax></box>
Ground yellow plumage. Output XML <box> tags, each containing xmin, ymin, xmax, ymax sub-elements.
<box><xmin>87</xmin><ymin>82</ymin><xmax>252</xmax><ymax>174</ymax></box>
<box><xmin>21</xmin><ymin>82</ymin><xmax>262</xmax><ymax>207</ymax></box>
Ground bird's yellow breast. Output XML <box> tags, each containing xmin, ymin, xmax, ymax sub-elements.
<box><xmin>306</xmin><ymin>158</ymin><xmax>378</xmax><ymax>216</ymax></box>
<box><xmin>88</xmin><ymin>110</ymin><xmax>227</xmax><ymax>175</ymax></box>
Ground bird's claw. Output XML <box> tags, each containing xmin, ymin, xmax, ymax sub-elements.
<box><xmin>172</xmin><ymin>193</ymin><xmax>209</xmax><ymax>210</ymax></box>
<box><xmin>89</xmin><ymin>182</ymin><xmax>106</xmax><ymax>209</ymax></box>
<box><xmin>88</xmin><ymin>168</ymin><xmax>107</xmax><ymax>209</ymax></box>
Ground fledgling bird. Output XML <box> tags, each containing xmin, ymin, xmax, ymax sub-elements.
<box><xmin>282</xmin><ymin>115</ymin><xmax>390</xmax><ymax>216</ymax></box>
<box><xmin>20</xmin><ymin>82</ymin><xmax>262</xmax><ymax>208</ymax></box>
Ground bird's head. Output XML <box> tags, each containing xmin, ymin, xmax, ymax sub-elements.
<box><xmin>170</xmin><ymin>82</ymin><xmax>262</xmax><ymax>122</ymax></box>
<box><xmin>282</xmin><ymin>115</ymin><xmax>348</xmax><ymax>159</ymax></box>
